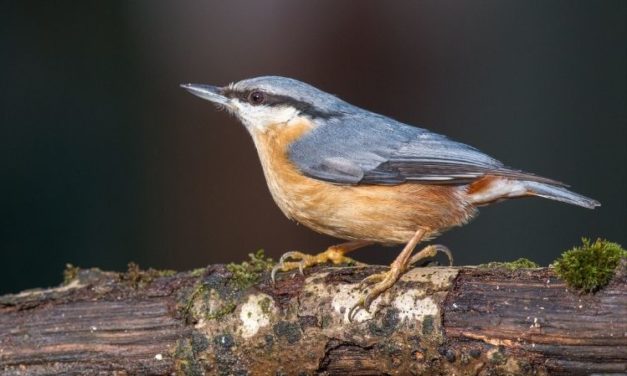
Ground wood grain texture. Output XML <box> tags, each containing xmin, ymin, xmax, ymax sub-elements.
<box><xmin>443</xmin><ymin>264</ymin><xmax>627</xmax><ymax>375</ymax></box>
<box><xmin>1</xmin><ymin>262</ymin><xmax>625</xmax><ymax>375</ymax></box>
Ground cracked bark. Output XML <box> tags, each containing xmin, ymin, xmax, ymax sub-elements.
<box><xmin>1</xmin><ymin>262</ymin><xmax>626</xmax><ymax>375</ymax></box>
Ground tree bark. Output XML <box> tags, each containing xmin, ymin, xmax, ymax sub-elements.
<box><xmin>1</xmin><ymin>261</ymin><xmax>625</xmax><ymax>375</ymax></box>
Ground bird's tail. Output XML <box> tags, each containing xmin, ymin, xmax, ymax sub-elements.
<box><xmin>522</xmin><ymin>181</ymin><xmax>600</xmax><ymax>209</ymax></box>
<box><xmin>467</xmin><ymin>177</ymin><xmax>600</xmax><ymax>209</ymax></box>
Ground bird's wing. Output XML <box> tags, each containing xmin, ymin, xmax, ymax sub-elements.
<box><xmin>288</xmin><ymin>114</ymin><xmax>564</xmax><ymax>186</ymax></box>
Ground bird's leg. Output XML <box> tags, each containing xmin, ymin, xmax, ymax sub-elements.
<box><xmin>271</xmin><ymin>240</ymin><xmax>372</xmax><ymax>283</ymax></box>
<box><xmin>348</xmin><ymin>229</ymin><xmax>426</xmax><ymax>320</ymax></box>
<box><xmin>348</xmin><ymin>230</ymin><xmax>453</xmax><ymax>321</ymax></box>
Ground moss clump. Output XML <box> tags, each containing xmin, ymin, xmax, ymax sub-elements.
<box><xmin>63</xmin><ymin>263</ymin><xmax>80</xmax><ymax>285</ymax></box>
<box><xmin>478</xmin><ymin>258</ymin><xmax>540</xmax><ymax>270</ymax></box>
<box><xmin>189</xmin><ymin>268</ymin><xmax>206</xmax><ymax>277</ymax></box>
<box><xmin>180</xmin><ymin>251</ymin><xmax>273</xmax><ymax>323</ymax></box>
<box><xmin>226</xmin><ymin>250</ymin><xmax>274</xmax><ymax>290</ymax></box>
<box><xmin>120</xmin><ymin>262</ymin><xmax>177</xmax><ymax>288</ymax></box>
<box><xmin>157</xmin><ymin>269</ymin><xmax>178</xmax><ymax>277</ymax></box>
<box><xmin>553</xmin><ymin>238</ymin><xmax>626</xmax><ymax>293</ymax></box>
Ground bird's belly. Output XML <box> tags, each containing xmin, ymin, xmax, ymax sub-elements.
<box><xmin>270</xmin><ymin>177</ymin><xmax>474</xmax><ymax>243</ymax></box>
<box><xmin>252</xmin><ymin>120</ymin><xmax>476</xmax><ymax>244</ymax></box>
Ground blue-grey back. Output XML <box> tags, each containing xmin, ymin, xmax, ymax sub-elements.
<box><xmin>288</xmin><ymin>110</ymin><xmax>561</xmax><ymax>186</ymax></box>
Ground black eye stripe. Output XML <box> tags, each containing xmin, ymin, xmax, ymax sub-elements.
<box><xmin>221</xmin><ymin>88</ymin><xmax>341</xmax><ymax>119</ymax></box>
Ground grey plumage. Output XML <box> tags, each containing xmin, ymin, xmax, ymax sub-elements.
<box><xmin>520</xmin><ymin>181</ymin><xmax>600</xmax><ymax>209</ymax></box>
<box><xmin>289</xmin><ymin>112</ymin><xmax>563</xmax><ymax>186</ymax></box>
<box><xmin>186</xmin><ymin>76</ymin><xmax>600</xmax><ymax>209</ymax></box>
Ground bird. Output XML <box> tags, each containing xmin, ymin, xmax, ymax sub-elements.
<box><xmin>181</xmin><ymin>76</ymin><xmax>599</xmax><ymax>318</ymax></box>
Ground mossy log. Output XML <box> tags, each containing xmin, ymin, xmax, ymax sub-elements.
<box><xmin>1</xmin><ymin>261</ymin><xmax>626</xmax><ymax>375</ymax></box>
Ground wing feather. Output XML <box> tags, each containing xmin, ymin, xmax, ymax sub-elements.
<box><xmin>288</xmin><ymin>114</ymin><xmax>564</xmax><ymax>187</ymax></box>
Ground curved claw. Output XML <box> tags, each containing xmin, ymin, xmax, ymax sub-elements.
<box><xmin>363</xmin><ymin>291</ymin><xmax>377</xmax><ymax>312</ymax></box>
<box><xmin>270</xmin><ymin>264</ymin><xmax>283</xmax><ymax>285</ymax></box>
<box><xmin>270</xmin><ymin>265</ymin><xmax>280</xmax><ymax>285</ymax></box>
<box><xmin>278</xmin><ymin>251</ymin><xmax>303</xmax><ymax>264</ymax></box>
<box><xmin>408</xmin><ymin>244</ymin><xmax>454</xmax><ymax>267</ymax></box>
<box><xmin>348</xmin><ymin>299</ymin><xmax>364</xmax><ymax>322</ymax></box>
<box><xmin>347</xmin><ymin>289</ymin><xmax>380</xmax><ymax>322</ymax></box>
<box><xmin>348</xmin><ymin>300</ymin><xmax>361</xmax><ymax>322</ymax></box>
<box><xmin>437</xmin><ymin>245</ymin><xmax>454</xmax><ymax>266</ymax></box>
<box><xmin>271</xmin><ymin>261</ymin><xmax>303</xmax><ymax>285</ymax></box>
<box><xmin>282</xmin><ymin>252</ymin><xmax>308</xmax><ymax>276</ymax></box>
<box><xmin>271</xmin><ymin>251</ymin><xmax>308</xmax><ymax>285</ymax></box>
<box><xmin>348</xmin><ymin>273</ymin><xmax>387</xmax><ymax>322</ymax></box>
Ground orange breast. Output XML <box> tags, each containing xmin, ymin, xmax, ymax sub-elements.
<box><xmin>250</xmin><ymin>118</ymin><xmax>476</xmax><ymax>244</ymax></box>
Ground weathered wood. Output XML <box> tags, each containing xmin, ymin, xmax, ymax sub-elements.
<box><xmin>1</xmin><ymin>262</ymin><xmax>625</xmax><ymax>375</ymax></box>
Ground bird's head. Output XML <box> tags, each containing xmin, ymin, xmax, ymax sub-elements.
<box><xmin>181</xmin><ymin>76</ymin><xmax>349</xmax><ymax>132</ymax></box>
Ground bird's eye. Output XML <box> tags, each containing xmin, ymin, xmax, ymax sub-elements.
<box><xmin>248</xmin><ymin>91</ymin><xmax>265</xmax><ymax>105</ymax></box>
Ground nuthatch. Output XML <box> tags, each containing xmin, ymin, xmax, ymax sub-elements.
<box><xmin>182</xmin><ymin>76</ymin><xmax>599</xmax><ymax>317</ymax></box>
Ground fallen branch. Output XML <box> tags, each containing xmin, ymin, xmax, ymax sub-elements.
<box><xmin>1</xmin><ymin>260</ymin><xmax>625</xmax><ymax>375</ymax></box>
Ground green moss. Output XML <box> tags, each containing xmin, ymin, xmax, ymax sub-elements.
<box><xmin>181</xmin><ymin>283</ymin><xmax>206</xmax><ymax>318</ymax></box>
<box><xmin>489</xmin><ymin>349</ymin><xmax>506</xmax><ymax>365</ymax></box>
<box><xmin>173</xmin><ymin>338</ymin><xmax>204</xmax><ymax>376</ymax></box>
<box><xmin>553</xmin><ymin>238</ymin><xmax>626</xmax><ymax>293</ymax></box>
<box><xmin>259</xmin><ymin>296</ymin><xmax>271</xmax><ymax>314</ymax></box>
<box><xmin>156</xmin><ymin>269</ymin><xmax>177</xmax><ymax>277</ymax></box>
<box><xmin>180</xmin><ymin>282</ymin><xmax>237</xmax><ymax>323</ymax></box>
<box><xmin>62</xmin><ymin>263</ymin><xmax>80</xmax><ymax>285</ymax></box>
<box><xmin>119</xmin><ymin>262</ymin><xmax>177</xmax><ymax>288</ymax></box>
<box><xmin>226</xmin><ymin>250</ymin><xmax>274</xmax><ymax>290</ymax></box>
<box><xmin>206</xmin><ymin>301</ymin><xmax>237</xmax><ymax>321</ymax></box>
<box><xmin>478</xmin><ymin>258</ymin><xmax>540</xmax><ymax>270</ymax></box>
<box><xmin>189</xmin><ymin>268</ymin><xmax>206</xmax><ymax>277</ymax></box>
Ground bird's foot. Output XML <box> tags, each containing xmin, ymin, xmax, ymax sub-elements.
<box><xmin>348</xmin><ymin>266</ymin><xmax>404</xmax><ymax>321</ymax></box>
<box><xmin>271</xmin><ymin>246</ymin><xmax>363</xmax><ymax>283</ymax></box>
<box><xmin>348</xmin><ymin>244</ymin><xmax>453</xmax><ymax>321</ymax></box>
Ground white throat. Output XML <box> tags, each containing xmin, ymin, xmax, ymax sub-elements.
<box><xmin>234</xmin><ymin>101</ymin><xmax>300</xmax><ymax>133</ymax></box>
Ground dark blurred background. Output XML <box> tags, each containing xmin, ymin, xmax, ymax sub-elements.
<box><xmin>1</xmin><ymin>1</ymin><xmax>625</xmax><ymax>294</ymax></box>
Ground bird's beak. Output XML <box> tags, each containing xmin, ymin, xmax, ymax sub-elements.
<box><xmin>180</xmin><ymin>83</ymin><xmax>229</xmax><ymax>106</ymax></box>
